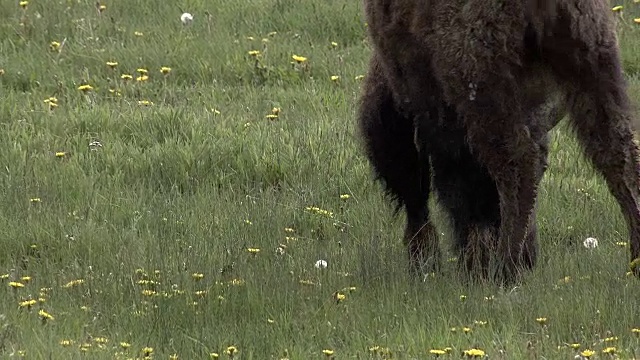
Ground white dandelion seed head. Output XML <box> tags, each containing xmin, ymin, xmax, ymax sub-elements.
<box><xmin>180</xmin><ymin>12</ymin><xmax>193</xmax><ymax>25</ymax></box>
<box><xmin>314</xmin><ymin>259</ymin><xmax>328</xmax><ymax>269</ymax></box>
<box><xmin>583</xmin><ymin>237</ymin><xmax>598</xmax><ymax>249</ymax></box>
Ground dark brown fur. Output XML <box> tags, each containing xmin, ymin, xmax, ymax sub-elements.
<box><xmin>358</xmin><ymin>0</ymin><xmax>640</xmax><ymax>282</ymax></box>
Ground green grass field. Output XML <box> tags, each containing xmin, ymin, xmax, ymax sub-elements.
<box><xmin>1</xmin><ymin>0</ymin><xmax>640</xmax><ymax>359</ymax></box>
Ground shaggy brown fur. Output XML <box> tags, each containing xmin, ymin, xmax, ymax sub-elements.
<box><xmin>358</xmin><ymin>0</ymin><xmax>640</xmax><ymax>282</ymax></box>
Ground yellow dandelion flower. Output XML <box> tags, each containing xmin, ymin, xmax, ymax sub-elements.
<box><xmin>331</xmin><ymin>41</ymin><xmax>338</xmax><ymax>48</ymax></box>
<box><xmin>580</xmin><ymin>349</ymin><xmax>595</xmax><ymax>357</ymax></box>
<box><xmin>21</xmin><ymin>276</ymin><xmax>31</xmax><ymax>282</ymax></box>
<box><xmin>94</xmin><ymin>337</ymin><xmax>108</xmax><ymax>344</ymax></box>
<box><xmin>462</xmin><ymin>327</ymin><xmax>472</xmax><ymax>333</ymax></box>
<box><xmin>9</xmin><ymin>281</ymin><xmax>24</xmax><ymax>288</ymax></box>
<box><xmin>210</xmin><ymin>353</ymin><xmax>220</xmax><ymax>358</ymax></box>
<box><xmin>459</xmin><ymin>295</ymin><xmax>467</xmax><ymax>301</ymax></box>
<box><xmin>19</xmin><ymin>299</ymin><xmax>37</xmax><ymax>308</ymax></box>
<box><xmin>330</xmin><ymin>75</ymin><xmax>340</xmax><ymax>81</ymax></box>
<box><xmin>604</xmin><ymin>336</ymin><xmax>618</xmax><ymax>342</ymax></box>
<box><xmin>138</xmin><ymin>100</ymin><xmax>153</xmax><ymax>106</ymax></box>
<box><xmin>633</xmin><ymin>328</ymin><xmax>640</xmax><ymax>335</ymax></box>
<box><xmin>0</xmin><ymin>274</ymin><xmax>8</xmax><ymax>279</ymax></box>
<box><xmin>244</xmin><ymin>219</ymin><xmax>253</xmax><ymax>225</ymax></box>
<box><xmin>463</xmin><ymin>348</ymin><xmax>485</xmax><ymax>357</ymax></box>
<box><xmin>292</xmin><ymin>54</ymin><xmax>307</xmax><ymax>63</ymax></box>
<box><xmin>78</xmin><ymin>84</ymin><xmax>93</xmax><ymax>92</ymax></box>
<box><xmin>569</xmin><ymin>343</ymin><xmax>581</xmax><ymax>349</ymax></box>
<box><xmin>142</xmin><ymin>347</ymin><xmax>154</xmax><ymax>356</ymax></box>
<box><xmin>55</xmin><ymin>152</ymin><xmax>66</xmax><ymax>158</ymax></box>
<box><xmin>19</xmin><ymin>1</ymin><xmax>28</xmax><ymax>8</ymax></box>
<box><xmin>106</xmin><ymin>61</ymin><xmax>118</xmax><ymax>68</ymax></box>
<box><xmin>121</xmin><ymin>74</ymin><xmax>133</xmax><ymax>80</ymax></box>
<box><xmin>136</xmin><ymin>68</ymin><xmax>148</xmax><ymax>74</ymax></box>
<box><xmin>247</xmin><ymin>247</ymin><xmax>261</xmax><ymax>255</ymax></box>
<box><xmin>229</xmin><ymin>278</ymin><xmax>245</xmax><ymax>286</ymax></box>
<box><xmin>322</xmin><ymin>349</ymin><xmax>334</xmax><ymax>356</ymax></box>
<box><xmin>474</xmin><ymin>320</ymin><xmax>487</xmax><ymax>326</ymax></box>
<box><xmin>612</xmin><ymin>5</ymin><xmax>623</xmax><ymax>12</ymax></box>
<box><xmin>429</xmin><ymin>349</ymin><xmax>446</xmax><ymax>356</ymax></box>
<box><xmin>340</xmin><ymin>194</ymin><xmax>350</xmax><ymax>199</ymax></box>
<box><xmin>225</xmin><ymin>346</ymin><xmax>238</xmax><ymax>356</ymax></box>
<box><xmin>50</xmin><ymin>41</ymin><xmax>61</xmax><ymax>51</ymax></box>
<box><xmin>536</xmin><ymin>317</ymin><xmax>548</xmax><ymax>325</ymax></box>
<box><xmin>120</xmin><ymin>342</ymin><xmax>131</xmax><ymax>349</ymax></box>
<box><xmin>284</xmin><ymin>227</ymin><xmax>295</xmax><ymax>233</ymax></box>
<box><xmin>98</xmin><ymin>4</ymin><xmax>106</xmax><ymax>12</ymax></box>
<box><xmin>60</xmin><ymin>339</ymin><xmax>73</xmax><ymax>347</ymax></box>
<box><xmin>160</xmin><ymin>66</ymin><xmax>172</xmax><ymax>75</ymax></box>
<box><xmin>267</xmin><ymin>318</ymin><xmax>275</xmax><ymax>324</ymax></box>
<box><xmin>334</xmin><ymin>292</ymin><xmax>346</xmax><ymax>303</ymax></box>
<box><xmin>38</xmin><ymin>309</ymin><xmax>54</xmax><ymax>321</ymax></box>
<box><xmin>134</xmin><ymin>31</ymin><xmax>144</xmax><ymax>36</ymax></box>
<box><xmin>634</xmin><ymin>18</ymin><xmax>640</xmax><ymax>24</ymax></box>
<box><xmin>248</xmin><ymin>50</ymin><xmax>261</xmax><ymax>56</ymax></box>
<box><xmin>603</xmin><ymin>347</ymin><xmax>616</xmax><ymax>354</ymax></box>
<box><xmin>136</xmin><ymin>75</ymin><xmax>149</xmax><ymax>82</ymax></box>
<box><xmin>268</xmin><ymin>31</ymin><xmax>277</xmax><ymax>37</ymax></box>
<box><xmin>266</xmin><ymin>114</ymin><xmax>278</xmax><ymax>120</ymax></box>
<box><xmin>30</xmin><ymin>198</ymin><xmax>41</xmax><ymax>203</ymax></box>
<box><xmin>192</xmin><ymin>273</ymin><xmax>204</xmax><ymax>280</ymax></box>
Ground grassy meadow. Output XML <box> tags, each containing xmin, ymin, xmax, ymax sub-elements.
<box><xmin>1</xmin><ymin>0</ymin><xmax>640</xmax><ymax>358</ymax></box>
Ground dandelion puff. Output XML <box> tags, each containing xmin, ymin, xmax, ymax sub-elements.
<box><xmin>181</xmin><ymin>12</ymin><xmax>194</xmax><ymax>25</ymax></box>
<box><xmin>583</xmin><ymin>237</ymin><xmax>598</xmax><ymax>249</ymax></box>
<box><xmin>314</xmin><ymin>259</ymin><xmax>328</xmax><ymax>269</ymax></box>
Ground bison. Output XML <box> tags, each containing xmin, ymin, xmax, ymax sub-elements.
<box><xmin>358</xmin><ymin>0</ymin><xmax>640</xmax><ymax>282</ymax></box>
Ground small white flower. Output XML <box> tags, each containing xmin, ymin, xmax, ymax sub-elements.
<box><xmin>314</xmin><ymin>259</ymin><xmax>328</xmax><ymax>269</ymax></box>
<box><xmin>180</xmin><ymin>12</ymin><xmax>193</xmax><ymax>25</ymax></box>
<box><xmin>583</xmin><ymin>237</ymin><xmax>598</xmax><ymax>249</ymax></box>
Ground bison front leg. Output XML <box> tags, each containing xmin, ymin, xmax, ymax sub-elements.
<box><xmin>358</xmin><ymin>56</ymin><xmax>440</xmax><ymax>275</ymax></box>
